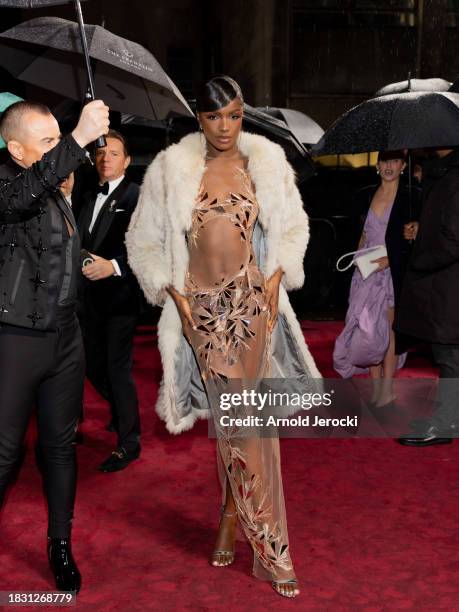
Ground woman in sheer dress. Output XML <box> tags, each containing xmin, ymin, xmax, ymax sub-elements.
<box><xmin>170</xmin><ymin>77</ymin><xmax>298</xmax><ymax>598</ymax></box>
<box><xmin>126</xmin><ymin>76</ymin><xmax>321</xmax><ymax>599</ymax></box>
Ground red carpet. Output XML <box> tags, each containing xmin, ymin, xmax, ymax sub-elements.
<box><xmin>1</xmin><ymin>321</ymin><xmax>459</xmax><ymax>611</ymax></box>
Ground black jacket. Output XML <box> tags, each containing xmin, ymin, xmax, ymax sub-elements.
<box><xmin>354</xmin><ymin>182</ymin><xmax>422</xmax><ymax>309</ymax></box>
<box><xmin>395</xmin><ymin>150</ymin><xmax>459</xmax><ymax>344</ymax></box>
<box><xmin>77</xmin><ymin>178</ymin><xmax>141</xmax><ymax>315</ymax></box>
<box><xmin>0</xmin><ymin>136</ymin><xmax>87</xmax><ymax>331</ymax></box>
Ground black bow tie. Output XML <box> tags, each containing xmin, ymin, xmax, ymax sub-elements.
<box><xmin>96</xmin><ymin>182</ymin><xmax>109</xmax><ymax>195</ymax></box>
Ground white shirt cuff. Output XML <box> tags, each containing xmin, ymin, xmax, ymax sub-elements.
<box><xmin>111</xmin><ymin>259</ymin><xmax>122</xmax><ymax>276</ymax></box>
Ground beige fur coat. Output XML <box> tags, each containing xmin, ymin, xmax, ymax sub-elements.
<box><xmin>126</xmin><ymin>131</ymin><xmax>321</xmax><ymax>433</ymax></box>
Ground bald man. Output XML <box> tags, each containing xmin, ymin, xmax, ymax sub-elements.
<box><xmin>0</xmin><ymin>99</ymin><xmax>109</xmax><ymax>593</ymax></box>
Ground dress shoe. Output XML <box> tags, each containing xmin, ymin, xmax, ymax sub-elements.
<box><xmin>47</xmin><ymin>537</ymin><xmax>81</xmax><ymax>593</ymax></box>
<box><xmin>98</xmin><ymin>446</ymin><xmax>140</xmax><ymax>472</ymax></box>
<box><xmin>398</xmin><ymin>425</ymin><xmax>453</xmax><ymax>447</ymax></box>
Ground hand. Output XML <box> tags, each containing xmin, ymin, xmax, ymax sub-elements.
<box><xmin>404</xmin><ymin>222</ymin><xmax>419</xmax><ymax>241</ymax></box>
<box><xmin>167</xmin><ymin>286</ymin><xmax>196</xmax><ymax>340</ymax></box>
<box><xmin>371</xmin><ymin>256</ymin><xmax>390</xmax><ymax>271</ymax></box>
<box><xmin>72</xmin><ymin>100</ymin><xmax>110</xmax><ymax>148</ymax></box>
<box><xmin>82</xmin><ymin>254</ymin><xmax>115</xmax><ymax>281</ymax></box>
<box><xmin>265</xmin><ymin>267</ymin><xmax>283</xmax><ymax>332</ymax></box>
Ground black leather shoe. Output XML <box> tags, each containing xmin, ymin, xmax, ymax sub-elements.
<box><xmin>47</xmin><ymin>537</ymin><xmax>81</xmax><ymax>593</ymax></box>
<box><xmin>98</xmin><ymin>446</ymin><xmax>140</xmax><ymax>472</ymax></box>
<box><xmin>398</xmin><ymin>425</ymin><xmax>454</xmax><ymax>447</ymax></box>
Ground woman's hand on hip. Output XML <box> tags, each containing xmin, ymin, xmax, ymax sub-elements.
<box><xmin>265</xmin><ymin>268</ymin><xmax>283</xmax><ymax>332</ymax></box>
<box><xmin>167</xmin><ymin>286</ymin><xmax>196</xmax><ymax>340</ymax></box>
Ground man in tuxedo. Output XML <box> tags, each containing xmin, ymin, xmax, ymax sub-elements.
<box><xmin>0</xmin><ymin>99</ymin><xmax>109</xmax><ymax>592</ymax></box>
<box><xmin>77</xmin><ymin>129</ymin><xmax>142</xmax><ymax>473</ymax></box>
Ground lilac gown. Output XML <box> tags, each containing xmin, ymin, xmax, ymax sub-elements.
<box><xmin>333</xmin><ymin>203</ymin><xmax>407</xmax><ymax>378</ymax></box>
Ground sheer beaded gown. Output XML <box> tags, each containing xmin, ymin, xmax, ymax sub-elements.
<box><xmin>184</xmin><ymin>158</ymin><xmax>295</xmax><ymax>581</ymax></box>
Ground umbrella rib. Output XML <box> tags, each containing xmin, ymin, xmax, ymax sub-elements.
<box><xmin>141</xmin><ymin>76</ymin><xmax>159</xmax><ymax>122</ymax></box>
<box><xmin>13</xmin><ymin>43</ymin><xmax>63</xmax><ymax>90</ymax></box>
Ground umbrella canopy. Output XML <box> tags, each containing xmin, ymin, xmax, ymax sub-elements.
<box><xmin>0</xmin><ymin>16</ymin><xmax>193</xmax><ymax>120</ymax></box>
<box><xmin>243</xmin><ymin>105</ymin><xmax>316</xmax><ymax>182</ymax></box>
<box><xmin>0</xmin><ymin>91</ymin><xmax>23</xmax><ymax>147</ymax></box>
<box><xmin>312</xmin><ymin>91</ymin><xmax>459</xmax><ymax>156</ymax></box>
<box><xmin>0</xmin><ymin>0</ymin><xmax>88</xmax><ymax>6</ymax></box>
<box><xmin>256</xmin><ymin>107</ymin><xmax>324</xmax><ymax>146</ymax></box>
<box><xmin>373</xmin><ymin>77</ymin><xmax>452</xmax><ymax>97</ymax></box>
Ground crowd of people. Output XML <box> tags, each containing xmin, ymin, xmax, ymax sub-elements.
<box><xmin>0</xmin><ymin>74</ymin><xmax>458</xmax><ymax>599</ymax></box>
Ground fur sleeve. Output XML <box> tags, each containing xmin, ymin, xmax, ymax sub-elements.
<box><xmin>126</xmin><ymin>151</ymin><xmax>171</xmax><ymax>306</ymax></box>
<box><xmin>278</xmin><ymin>157</ymin><xmax>310</xmax><ymax>290</ymax></box>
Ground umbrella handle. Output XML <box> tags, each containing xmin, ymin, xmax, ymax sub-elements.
<box><xmin>83</xmin><ymin>90</ymin><xmax>106</xmax><ymax>150</ymax></box>
<box><xmin>74</xmin><ymin>0</ymin><xmax>106</xmax><ymax>148</ymax></box>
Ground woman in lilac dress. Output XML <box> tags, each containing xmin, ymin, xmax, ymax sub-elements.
<box><xmin>334</xmin><ymin>151</ymin><xmax>420</xmax><ymax>406</ymax></box>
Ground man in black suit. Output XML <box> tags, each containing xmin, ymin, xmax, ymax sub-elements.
<box><xmin>0</xmin><ymin>99</ymin><xmax>109</xmax><ymax>592</ymax></box>
<box><xmin>397</xmin><ymin>147</ymin><xmax>459</xmax><ymax>447</ymax></box>
<box><xmin>77</xmin><ymin>129</ymin><xmax>141</xmax><ymax>473</ymax></box>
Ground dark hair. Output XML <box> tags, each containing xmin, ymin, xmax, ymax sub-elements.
<box><xmin>195</xmin><ymin>75</ymin><xmax>244</xmax><ymax>113</ymax></box>
<box><xmin>377</xmin><ymin>150</ymin><xmax>406</xmax><ymax>162</ymax></box>
<box><xmin>0</xmin><ymin>101</ymin><xmax>51</xmax><ymax>143</ymax></box>
<box><xmin>104</xmin><ymin>129</ymin><xmax>129</xmax><ymax>156</ymax></box>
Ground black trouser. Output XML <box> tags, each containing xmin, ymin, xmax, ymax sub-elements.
<box><xmin>80</xmin><ymin>303</ymin><xmax>140</xmax><ymax>453</ymax></box>
<box><xmin>0</xmin><ymin>307</ymin><xmax>84</xmax><ymax>538</ymax></box>
<box><xmin>430</xmin><ymin>343</ymin><xmax>459</xmax><ymax>431</ymax></box>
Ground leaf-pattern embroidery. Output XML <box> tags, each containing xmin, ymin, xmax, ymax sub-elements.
<box><xmin>184</xmin><ymin>165</ymin><xmax>293</xmax><ymax>578</ymax></box>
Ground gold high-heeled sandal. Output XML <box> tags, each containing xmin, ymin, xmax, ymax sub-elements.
<box><xmin>210</xmin><ymin>506</ymin><xmax>237</xmax><ymax>567</ymax></box>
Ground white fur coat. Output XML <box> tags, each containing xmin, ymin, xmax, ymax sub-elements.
<box><xmin>126</xmin><ymin>131</ymin><xmax>321</xmax><ymax>433</ymax></box>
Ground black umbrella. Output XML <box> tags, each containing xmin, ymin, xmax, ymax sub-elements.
<box><xmin>373</xmin><ymin>77</ymin><xmax>451</xmax><ymax>97</ymax></box>
<box><xmin>312</xmin><ymin>92</ymin><xmax>459</xmax><ymax>157</ymax></box>
<box><xmin>0</xmin><ymin>1</ymin><xmax>105</xmax><ymax>144</ymax></box>
<box><xmin>0</xmin><ymin>16</ymin><xmax>193</xmax><ymax>121</ymax></box>
<box><xmin>243</xmin><ymin>105</ymin><xmax>316</xmax><ymax>182</ymax></box>
<box><xmin>256</xmin><ymin>107</ymin><xmax>324</xmax><ymax>146</ymax></box>
<box><xmin>0</xmin><ymin>0</ymin><xmax>87</xmax><ymax>5</ymax></box>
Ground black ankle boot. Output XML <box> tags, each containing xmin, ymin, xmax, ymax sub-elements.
<box><xmin>47</xmin><ymin>537</ymin><xmax>81</xmax><ymax>593</ymax></box>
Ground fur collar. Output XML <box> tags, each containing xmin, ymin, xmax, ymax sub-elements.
<box><xmin>163</xmin><ymin>131</ymin><xmax>286</xmax><ymax>232</ymax></box>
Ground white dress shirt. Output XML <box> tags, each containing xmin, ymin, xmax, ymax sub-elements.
<box><xmin>89</xmin><ymin>174</ymin><xmax>125</xmax><ymax>276</ymax></box>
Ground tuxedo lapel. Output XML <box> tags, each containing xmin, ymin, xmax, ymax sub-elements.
<box><xmin>78</xmin><ymin>193</ymin><xmax>97</xmax><ymax>248</ymax></box>
<box><xmin>91</xmin><ymin>179</ymin><xmax>130</xmax><ymax>253</ymax></box>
